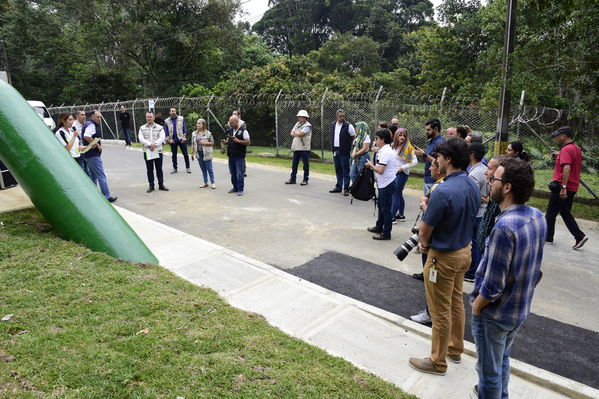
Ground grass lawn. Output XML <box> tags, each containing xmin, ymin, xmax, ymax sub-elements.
<box><xmin>0</xmin><ymin>209</ymin><xmax>414</xmax><ymax>399</ymax></box>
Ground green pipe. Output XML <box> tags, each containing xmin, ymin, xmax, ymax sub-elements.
<box><xmin>0</xmin><ymin>81</ymin><xmax>158</xmax><ymax>264</ymax></box>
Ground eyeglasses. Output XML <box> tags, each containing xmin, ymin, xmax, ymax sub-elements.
<box><xmin>489</xmin><ymin>176</ymin><xmax>507</xmax><ymax>184</ymax></box>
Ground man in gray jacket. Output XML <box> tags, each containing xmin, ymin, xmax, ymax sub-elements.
<box><xmin>285</xmin><ymin>110</ymin><xmax>312</xmax><ymax>185</ymax></box>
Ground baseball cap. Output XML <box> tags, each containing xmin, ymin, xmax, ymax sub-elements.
<box><xmin>551</xmin><ymin>126</ymin><xmax>573</xmax><ymax>137</ymax></box>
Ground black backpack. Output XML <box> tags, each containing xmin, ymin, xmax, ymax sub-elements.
<box><xmin>349</xmin><ymin>166</ymin><xmax>376</xmax><ymax>202</ymax></box>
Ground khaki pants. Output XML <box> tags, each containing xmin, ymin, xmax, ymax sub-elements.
<box><xmin>423</xmin><ymin>245</ymin><xmax>472</xmax><ymax>371</ymax></box>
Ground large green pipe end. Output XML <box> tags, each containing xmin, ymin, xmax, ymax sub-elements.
<box><xmin>0</xmin><ymin>81</ymin><xmax>158</xmax><ymax>264</ymax></box>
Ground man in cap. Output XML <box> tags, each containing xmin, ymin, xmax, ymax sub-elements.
<box><xmin>285</xmin><ymin>110</ymin><xmax>312</xmax><ymax>185</ymax></box>
<box><xmin>545</xmin><ymin>126</ymin><xmax>587</xmax><ymax>249</ymax></box>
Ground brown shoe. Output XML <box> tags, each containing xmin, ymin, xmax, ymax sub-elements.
<box><xmin>447</xmin><ymin>354</ymin><xmax>461</xmax><ymax>364</ymax></box>
<box><xmin>408</xmin><ymin>357</ymin><xmax>446</xmax><ymax>375</ymax></box>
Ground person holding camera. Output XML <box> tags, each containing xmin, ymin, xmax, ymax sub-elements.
<box><xmin>408</xmin><ymin>138</ymin><xmax>479</xmax><ymax>376</ymax></box>
<box><xmin>365</xmin><ymin>129</ymin><xmax>396</xmax><ymax>240</ymax></box>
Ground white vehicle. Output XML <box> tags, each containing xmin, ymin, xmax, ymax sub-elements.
<box><xmin>27</xmin><ymin>100</ymin><xmax>55</xmax><ymax>131</ymax></box>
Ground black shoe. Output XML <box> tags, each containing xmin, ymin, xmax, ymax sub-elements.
<box><xmin>244</xmin><ymin>173</ymin><xmax>247</xmax><ymax>177</ymax></box>
<box><xmin>473</xmin><ymin>385</ymin><xmax>478</xmax><ymax>396</ymax></box>
<box><xmin>372</xmin><ymin>234</ymin><xmax>391</xmax><ymax>240</ymax></box>
<box><xmin>464</xmin><ymin>275</ymin><xmax>475</xmax><ymax>283</ymax></box>
<box><xmin>147</xmin><ymin>187</ymin><xmax>154</xmax><ymax>193</ymax></box>
<box><xmin>343</xmin><ymin>189</ymin><xmax>350</xmax><ymax>196</ymax></box>
<box><xmin>395</xmin><ymin>215</ymin><xmax>406</xmax><ymax>222</ymax></box>
<box><xmin>158</xmin><ymin>185</ymin><xmax>169</xmax><ymax>191</ymax></box>
<box><xmin>412</xmin><ymin>273</ymin><xmax>424</xmax><ymax>281</ymax></box>
<box><xmin>107</xmin><ymin>196</ymin><xmax>118</xmax><ymax>203</ymax></box>
<box><xmin>329</xmin><ymin>188</ymin><xmax>342</xmax><ymax>193</ymax></box>
<box><xmin>367</xmin><ymin>226</ymin><xmax>382</xmax><ymax>233</ymax></box>
<box><xmin>300</xmin><ymin>181</ymin><xmax>308</xmax><ymax>186</ymax></box>
<box><xmin>186</xmin><ymin>168</ymin><xmax>191</xmax><ymax>174</ymax></box>
<box><xmin>285</xmin><ymin>180</ymin><xmax>296</xmax><ymax>184</ymax></box>
<box><xmin>170</xmin><ymin>169</ymin><xmax>178</xmax><ymax>174</ymax></box>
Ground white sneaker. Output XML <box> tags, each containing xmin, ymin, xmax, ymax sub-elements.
<box><xmin>199</xmin><ymin>183</ymin><xmax>208</xmax><ymax>188</ymax></box>
<box><xmin>211</xmin><ymin>183</ymin><xmax>216</xmax><ymax>189</ymax></box>
<box><xmin>411</xmin><ymin>309</ymin><xmax>432</xmax><ymax>325</ymax></box>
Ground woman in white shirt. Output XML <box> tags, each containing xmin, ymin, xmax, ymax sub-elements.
<box><xmin>392</xmin><ymin>128</ymin><xmax>418</xmax><ymax>222</ymax></box>
<box><xmin>364</xmin><ymin>128</ymin><xmax>396</xmax><ymax>240</ymax></box>
<box><xmin>54</xmin><ymin>112</ymin><xmax>86</xmax><ymax>169</ymax></box>
<box><xmin>191</xmin><ymin>118</ymin><xmax>215</xmax><ymax>188</ymax></box>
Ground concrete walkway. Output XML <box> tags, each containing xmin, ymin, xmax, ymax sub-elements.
<box><xmin>1</xmin><ymin>184</ymin><xmax>597</xmax><ymax>399</ymax></box>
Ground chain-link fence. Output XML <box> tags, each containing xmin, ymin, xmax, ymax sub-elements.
<box><xmin>48</xmin><ymin>90</ymin><xmax>598</xmax><ymax>198</ymax></box>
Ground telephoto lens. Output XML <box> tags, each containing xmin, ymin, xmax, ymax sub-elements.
<box><xmin>393</xmin><ymin>233</ymin><xmax>420</xmax><ymax>261</ymax></box>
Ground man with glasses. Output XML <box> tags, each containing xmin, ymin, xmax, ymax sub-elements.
<box><xmin>414</xmin><ymin>118</ymin><xmax>445</xmax><ymax>195</ymax></box>
<box><xmin>470</xmin><ymin>158</ymin><xmax>546</xmax><ymax>397</ymax></box>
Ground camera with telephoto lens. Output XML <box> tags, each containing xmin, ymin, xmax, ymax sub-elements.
<box><xmin>393</xmin><ymin>224</ymin><xmax>420</xmax><ymax>261</ymax></box>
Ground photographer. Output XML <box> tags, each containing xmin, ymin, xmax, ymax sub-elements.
<box><xmin>408</xmin><ymin>138</ymin><xmax>479</xmax><ymax>376</ymax></box>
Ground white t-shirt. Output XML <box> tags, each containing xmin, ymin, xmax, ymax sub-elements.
<box><xmin>73</xmin><ymin>120</ymin><xmax>83</xmax><ymax>133</ymax></box>
<box><xmin>374</xmin><ymin>144</ymin><xmax>396</xmax><ymax>188</ymax></box>
<box><xmin>55</xmin><ymin>127</ymin><xmax>80</xmax><ymax>158</ymax></box>
<box><xmin>333</xmin><ymin>122</ymin><xmax>356</xmax><ymax>147</ymax></box>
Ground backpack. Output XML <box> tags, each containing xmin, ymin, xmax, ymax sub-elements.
<box><xmin>349</xmin><ymin>166</ymin><xmax>376</xmax><ymax>202</ymax></box>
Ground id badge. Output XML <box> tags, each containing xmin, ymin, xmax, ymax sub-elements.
<box><xmin>429</xmin><ymin>267</ymin><xmax>437</xmax><ymax>283</ymax></box>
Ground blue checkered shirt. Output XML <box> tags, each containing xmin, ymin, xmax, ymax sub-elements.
<box><xmin>472</xmin><ymin>204</ymin><xmax>547</xmax><ymax>325</ymax></box>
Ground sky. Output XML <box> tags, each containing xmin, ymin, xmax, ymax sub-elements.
<box><xmin>240</xmin><ymin>0</ymin><xmax>444</xmax><ymax>25</ymax></box>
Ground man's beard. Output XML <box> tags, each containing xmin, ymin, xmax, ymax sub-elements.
<box><xmin>491</xmin><ymin>187</ymin><xmax>504</xmax><ymax>204</ymax></box>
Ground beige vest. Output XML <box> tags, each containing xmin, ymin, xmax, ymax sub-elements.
<box><xmin>192</xmin><ymin>130</ymin><xmax>214</xmax><ymax>161</ymax></box>
<box><xmin>164</xmin><ymin>116</ymin><xmax>186</xmax><ymax>140</ymax></box>
<box><xmin>139</xmin><ymin>123</ymin><xmax>164</xmax><ymax>152</ymax></box>
<box><xmin>291</xmin><ymin>121</ymin><xmax>312</xmax><ymax>151</ymax></box>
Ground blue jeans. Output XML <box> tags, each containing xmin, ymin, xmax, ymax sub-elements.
<box><xmin>290</xmin><ymin>150</ymin><xmax>310</xmax><ymax>182</ymax></box>
<box><xmin>472</xmin><ymin>312</ymin><xmax>520</xmax><ymax>399</ymax></box>
<box><xmin>197</xmin><ymin>151</ymin><xmax>215</xmax><ymax>184</ymax></box>
<box><xmin>466</xmin><ymin>217</ymin><xmax>483</xmax><ymax>278</ymax></box>
<box><xmin>85</xmin><ymin>156</ymin><xmax>111</xmax><ymax>198</ymax></box>
<box><xmin>228</xmin><ymin>157</ymin><xmax>245</xmax><ymax>192</ymax></box>
<box><xmin>122</xmin><ymin>127</ymin><xmax>131</xmax><ymax>146</ymax></box>
<box><xmin>333</xmin><ymin>150</ymin><xmax>351</xmax><ymax>190</ymax></box>
<box><xmin>375</xmin><ymin>181</ymin><xmax>396</xmax><ymax>237</ymax></box>
<box><xmin>349</xmin><ymin>153</ymin><xmax>369</xmax><ymax>184</ymax></box>
<box><xmin>392</xmin><ymin>172</ymin><xmax>409</xmax><ymax>218</ymax></box>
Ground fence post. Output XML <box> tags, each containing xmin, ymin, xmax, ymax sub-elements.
<box><xmin>515</xmin><ymin>90</ymin><xmax>525</xmax><ymax>140</ymax></box>
<box><xmin>320</xmin><ymin>88</ymin><xmax>328</xmax><ymax>162</ymax></box>
<box><xmin>374</xmin><ymin>85</ymin><xmax>383</xmax><ymax>124</ymax></box>
<box><xmin>439</xmin><ymin>87</ymin><xmax>447</xmax><ymax>119</ymax></box>
<box><xmin>131</xmin><ymin>99</ymin><xmax>138</xmax><ymax>143</ymax></box>
<box><xmin>99</xmin><ymin>102</ymin><xmax>105</xmax><ymax>139</ymax></box>
<box><xmin>178</xmin><ymin>96</ymin><xmax>185</xmax><ymax>115</ymax></box>
<box><xmin>206</xmin><ymin>94</ymin><xmax>214</xmax><ymax>132</ymax></box>
<box><xmin>274</xmin><ymin>89</ymin><xmax>283</xmax><ymax>157</ymax></box>
<box><xmin>113</xmin><ymin>101</ymin><xmax>119</xmax><ymax>141</ymax></box>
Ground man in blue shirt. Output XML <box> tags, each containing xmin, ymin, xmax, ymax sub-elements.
<box><xmin>470</xmin><ymin>158</ymin><xmax>546</xmax><ymax>398</ymax></box>
<box><xmin>414</xmin><ymin>118</ymin><xmax>445</xmax><ymax>195</ymax></box>
<box><xmin>409</xmin><ymin>138</ymin><xmax>479</xmax><ymax>376</ymax></box>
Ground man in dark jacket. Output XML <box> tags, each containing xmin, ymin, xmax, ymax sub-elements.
<box><xmin>329</xmin><ymin>109</ymin><xmax>355</xmax><ymax>196</ymax></box>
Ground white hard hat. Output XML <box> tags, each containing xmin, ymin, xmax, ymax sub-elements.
<box><xmin>296</xmin><ymin>110</ymin><xmax>309</xmax><ymax>118</ymax></box>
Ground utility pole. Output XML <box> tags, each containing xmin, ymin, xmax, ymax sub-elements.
<box><xmin>495</xmin><ymin>0</ymin><xmax>518</xmax><ymax>155</ymax></box>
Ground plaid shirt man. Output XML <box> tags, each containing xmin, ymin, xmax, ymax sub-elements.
<box><xmin>472</xmin><ymin>203</ymin><xmax>547</xmax><ymax>325</ymax></box>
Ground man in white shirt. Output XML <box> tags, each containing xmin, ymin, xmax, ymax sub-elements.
<box><xmin>365</xmin><ymin>129</ymin><xmax>396</xmax><ymax>240</ymax></box>
<box><xmin>329</xmin><ymin>109</ymin><xmax>356</xmax><ymax>196</ymax></box>
<box><xmin>138</xmin><ymin>111</ymin><xmax>169</xmax><ymax>193</ymax></box>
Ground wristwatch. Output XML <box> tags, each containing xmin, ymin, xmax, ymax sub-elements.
<box><xmin>562</xmin><ymin>185</ymin><xmax>567</xmax><ymax>189</ymax></box>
